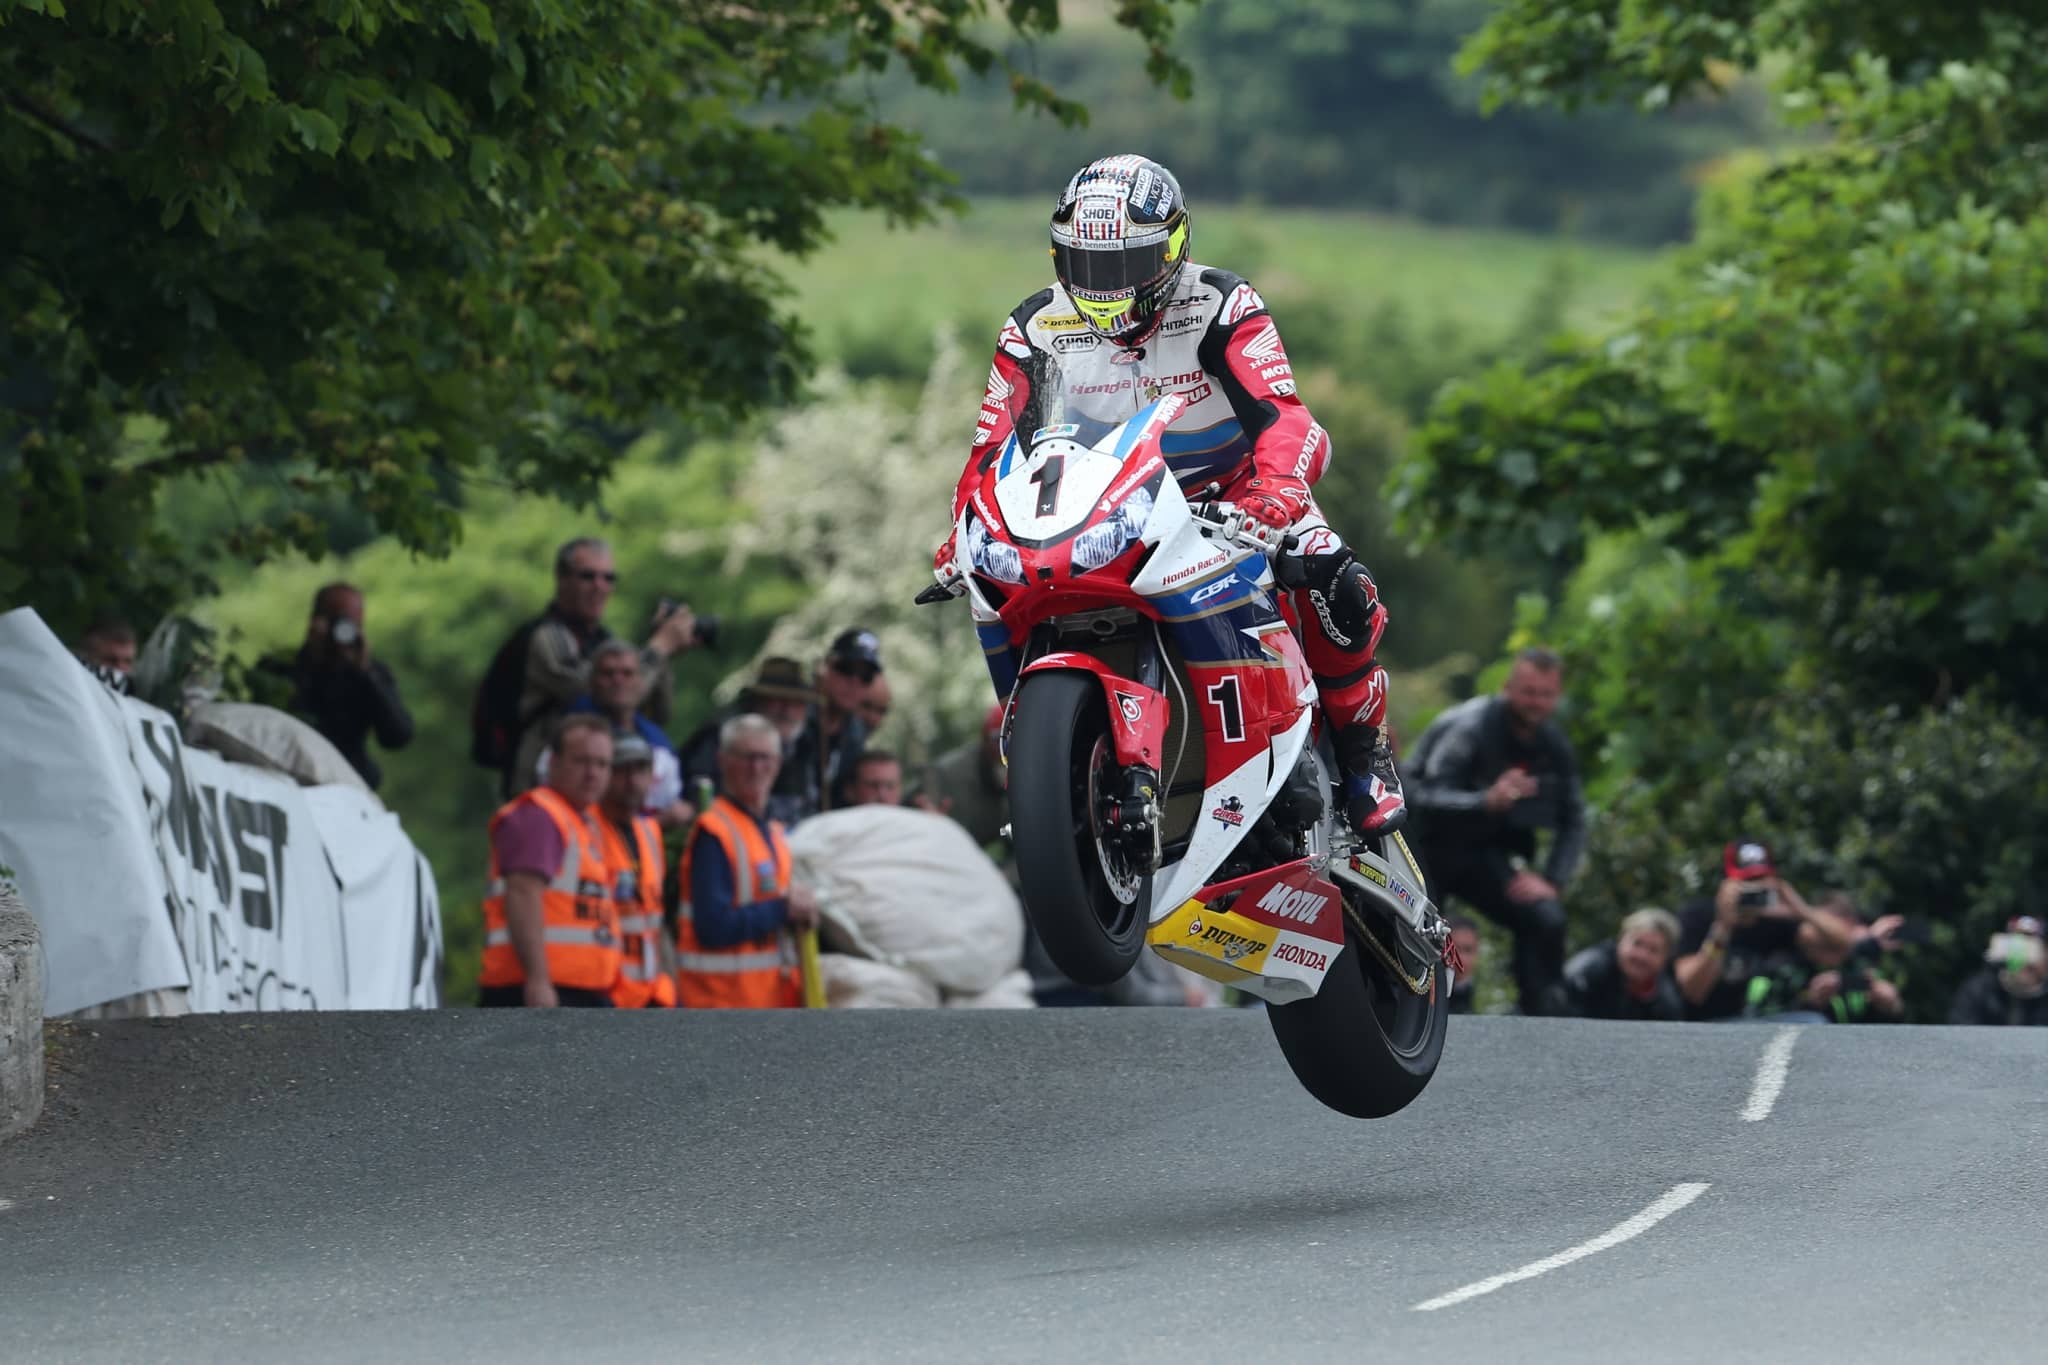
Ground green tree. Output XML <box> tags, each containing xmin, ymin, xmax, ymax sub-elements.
<box><xmin>1398</xmin><ymin>2</ymin><xmax>2048</xmax><ymax>1013</ymax></box>
<box><xmin>0</xmin><ymin>0</ymin><xmax>1190</xmax><ymax>636</ymax></box>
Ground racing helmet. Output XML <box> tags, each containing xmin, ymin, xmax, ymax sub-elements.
<box><xmin>1049</xmin><ymin>155</ymin><xmax>1191</xmax><ymax>347</ymax></box>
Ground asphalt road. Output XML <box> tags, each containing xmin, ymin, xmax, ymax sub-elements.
<box><xmin>2</xmin><ymin>1009</ymin><xmax>2044</xmax><ymax>1363</ymax></box>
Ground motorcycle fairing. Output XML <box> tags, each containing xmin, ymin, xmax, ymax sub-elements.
<box><xmin>1018</xmin><ymin>651</ymin><xmax>1168</xmax><ymax>770</ymax></box>
<box><xmin>1146</xmin><ymin>856</ymin><xmax>1347</xmax><ymax>1004</ymax></box>
<box><xmin>958</xmin><ymin>392</ymin><xmax>1324</xmax><ymax>955</ymax></box>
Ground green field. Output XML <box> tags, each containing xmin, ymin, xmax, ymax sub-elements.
<box><xmin>788</xmin><ymin>197</ymin><xmax>1664</xmax><ymax>369</ymax></box>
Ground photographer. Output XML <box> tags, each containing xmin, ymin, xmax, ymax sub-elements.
<box><xmin>1671</xmin><ymin>840</ymin><xmax>1857</xmax><ymax>1021</ymax></box>
<box><xmin>1949</xmin><ymin>917</ymin><xmax>2048</xmax><ymax>1027</ymax></box>
<box><xmin>1406</xmin><ymin>648</ymin><xmax>1586</xmax><ymax>1014</ymax></box>
<box><xmin>503</xmin><ymin>537</ymin><xmax>711</xmax><ymax>794</ymax></box>
<box><xmin>263</xmin><ymin>583</ymin><xmax>413</xmax><ymax>790</ymax></box>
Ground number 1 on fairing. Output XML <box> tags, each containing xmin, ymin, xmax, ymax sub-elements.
<box><xmin>1030</xmin><ymin>454</ymin><xmax>1065</xmax><ymax>517</ymax></box>
<box><xmin>1206</xmin><ymin>675</ymin><xmax>1245</xmax><ymax>743</ymax></box>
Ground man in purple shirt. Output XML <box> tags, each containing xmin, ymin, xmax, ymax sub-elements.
<box><xmin>483</xmin><ymin>715</ymin><xmax>616</xmax><ymax>1008</ymax></box>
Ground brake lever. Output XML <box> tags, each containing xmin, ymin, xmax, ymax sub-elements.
<box><xmin>915</xmin><ymin>570</ymin><xmax>965</xmax><ymax>606</ymax></box>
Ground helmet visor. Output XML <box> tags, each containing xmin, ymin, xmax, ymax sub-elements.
<box><xmin>1053</xmin><ymin>233</ymin><xmax>1172</xmax><ymax>297</ymax></box>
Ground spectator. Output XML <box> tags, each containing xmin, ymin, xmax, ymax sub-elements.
<box><xmin>914</xmin><ymin>703</ymin><xmax>1009</xmax><ymax>848</ymax></box>
<box><xmin>478</xmin><ymin>715</ymin><xmax>621</xmax><ymax>1008</ymax></box>
<box><xmin>1405</xmin><ymin>647</ymin><xmax>1586</xmax><ymax>1013</ymax></box>
<box><xmin>1780</xmin><ymin>917</ymin><xmax>1906</xmax><ymax>1023</ymax></box>
<box><xmin>857</xmin><ymin>673</ymin><xmax>893</xmax><ymax>734</ymax></box>
<box><xmin>673</xmin><ymin>713</ymin><xmax>819</xmax><ymax>1008</ymax></box>
<box><xmin>76</xmin><ymin>617</ymin><xmax>138</xmax><ymax>679</ymax></box>
<box><xmin>509</xmin><ymin>536</ymin><xmax>700</xmax><ymax>794</ymax></box>
<box><xmin>1949</xmin><ymin>917</ymin><xmax>2048</xmax><ymax>1027</ymax></box>
<box><xmin>596</xmin><ymin>733</ymin><xmax>676</xmax><ymax>1009</ymax></box>
<box><xmin>1553</xmin><ymin>908</ymin><xmax>1685</xmax><ymax>1021</ymax></box>
<box><xmin>677</xmin><ymin>656</ymin><xmax>816</xmax><ymax>819</ymax></box>
<box><xmin>1447</xmin><ymin>916</ymin><xmax>1480</xmax><ymax>1015</ymax></box>
<box><xmin>849</xmin><ymin>749</ymin><xmax>905</xmax><ymax>806</ymax></box>
<box><xmin>779</xmin><ymin>628</ymin><xmax>883</xmax><ymax>821</ymax></box>
<box><xmin>534</xmin><ymin>641</ymin><xmax>691</xmax><ymax>828</ymax></box>
<box><xmin>1670</xmin><ymin>839</ymin><xmax>1857</xmax><ymax>1021</ymax></box>
<box><xmin>259</xmin><ymin>583</ymin><xmax>414</xmax><ymax>790</ymax></box>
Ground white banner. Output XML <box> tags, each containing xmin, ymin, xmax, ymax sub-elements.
<box><xmin>0</xmin><ymin>608</ymin><xmax>440</xmax><ymax>1014</ymax></box>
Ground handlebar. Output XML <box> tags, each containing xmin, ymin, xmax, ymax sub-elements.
<box><xmin>1190</xmin><ymin>492</ymin><xmax>1299</xmax><ymax>555</ymax></box>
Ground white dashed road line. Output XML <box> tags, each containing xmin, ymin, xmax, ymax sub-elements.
<box><xmin>1740</xmin><ymin>1026</ymin><xmax>1801</xmax><ymax>1122</ymax></box>
<box><xmin>1414</xmin><ymin>1026</ymin><xmax>1806</xmax><ymax>1312</ymax></box>
<box><xmin>1411</xmin><ymin>1183</ymin><xmax>1712</xmax><ymax>1312</ymax></box>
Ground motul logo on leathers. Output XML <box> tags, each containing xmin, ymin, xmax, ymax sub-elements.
<box><xmin>1256</xmin><ymin>884</ymin><xmax>1330</xmax><ymax>923</ymax></box>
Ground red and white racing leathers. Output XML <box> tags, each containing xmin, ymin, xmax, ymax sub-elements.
<box><xmin>949</xmin><ymin>263</ymin><xmax>1392</xmax><ymax>745</ymax></box>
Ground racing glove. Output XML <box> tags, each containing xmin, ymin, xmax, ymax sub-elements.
<box><xmin>933</xmin><ymin>533</ymin><xmax>959</xmax><ymax>576</ymax></box>
<box><xmin>1237</xmin><ymin>475</ymin><xmax>1311</xmax><ymax>530</ymax></box>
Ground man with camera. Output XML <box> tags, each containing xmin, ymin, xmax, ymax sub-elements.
<box><xmin>1950</xmin><ymin>916</ymin><xmax>2048</xmax><ymax>1027</ymax></box>
<box><xmin>1671</xmin><ymin>840</ymin><xmax>1858</xmax><ymax>1021</ymax></box>
<box><xmin>1405</xmin><ymin>648</ymin><xmax>1586</xmax><ymax>1013</ymax></box>
<box><xmin>504</xmin><ymin>536</ymin><xmax>712</xmax><ymax>795</ymax></box>
<box><xmin>264</xmin><ymin>582</ymin><xmax>414</xmax><ymax>790</ymax></box>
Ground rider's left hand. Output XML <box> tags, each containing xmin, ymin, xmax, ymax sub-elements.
<box><xmin>1237</xmin><ymin>475</ymin><xmax>1310</xmax><ymax>529</ymax></box>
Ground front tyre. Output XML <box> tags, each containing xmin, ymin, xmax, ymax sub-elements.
<box><xmin>1009</xmin><ymin>670</ymin><xmax>1151</xmax><ymax>986</ymax></box>
<box><xmin>1265</xmin><ymin>884</ymin><xmax>1449</xmax><ymax>1118</ymax></box>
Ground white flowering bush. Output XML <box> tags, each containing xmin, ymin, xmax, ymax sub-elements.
<box><xmin>714</xmin><ymin>332</ymin><xmax>993</xmax><ymax>760</ymax></box>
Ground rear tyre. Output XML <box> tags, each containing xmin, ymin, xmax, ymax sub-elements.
<box><xmin>1009</xmin><ymin>670</ymin><xmax>1151</xmax><ymax>986</ymax></box>
<box><xmin>1265</xmin><ymin>873</ymin><xmax>1449</xmax><ymax>1118</ymax></box>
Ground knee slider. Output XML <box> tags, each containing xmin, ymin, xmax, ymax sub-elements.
<box><xmin>1305</xmin><ymin>553</ymin><xmax>1384</xmax><ymax>654</ymax></box>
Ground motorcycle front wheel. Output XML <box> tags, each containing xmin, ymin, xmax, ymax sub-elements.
<box><xmin>1008</xmin><ymin>670</ymin><xmax>1151</xmax><ymax>986</ymax></box>
<box><xmin>1265</xmin><ymin>867</ymin><xmax>1449</xmax><ymax>1118</ymax></box>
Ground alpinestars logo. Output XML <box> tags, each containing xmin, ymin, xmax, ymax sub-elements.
<box><xmin>1221</xmin><ymin>283</ymin><xmax>1266</xmax><ymax>326</ymax></box>
<box><xmin>1239</xmin><ymin>322</ymin><xmax>1286</xmax><ymax>367</ymax></box>
<box><xmin>997</xmin><ymin>318</ymin><xmax>1031</xmax><ymax>359</ymax></box>
<box><xmin>1256</xmin><ymin>883</ymin><xmax>1331</xmax><ymax>924</ymax></box>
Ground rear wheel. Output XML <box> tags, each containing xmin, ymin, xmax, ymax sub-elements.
<box><xmin>1009</xmin><ymin>670</ymin><xmax>1150</xmax><ymax>986</ymax></box>
<box><xmin>1265</xmin><ymin>858</ymin><xmax>1448</xmax><ymax>1118</ymax></box>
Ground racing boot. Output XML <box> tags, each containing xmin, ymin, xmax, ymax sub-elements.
<box><xmin>1290</xmin><ymin>543</ymin><xmax>1408</xmax><ymax>838</ymax></box>
<box><xmin>1333</xmin><ymin>710</ymin><xmax>1407</xmax><ymax>838</ymax></box>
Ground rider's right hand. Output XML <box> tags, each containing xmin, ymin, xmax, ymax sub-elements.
<box><xmin>933</xmin><ymin>534</ymin><xmax>958</xmax><ymax>576</ymax></box>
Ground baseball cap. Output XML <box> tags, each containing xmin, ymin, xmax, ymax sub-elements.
<box><xmin>610</xmin><ymin>732</ymin><xmax>654</xmax><ymax>767</ymax></box>
<box><xmin>1724</xmin><ymin>840</ymin><xmax>1775</xmax><ymax>881</ymax></box>
<box><xmin>827</xmin><ymin>628</ymin><xmax>884</xmax><ymax>679</ymax></box>
<box><xmin>745</xmin><ymin>656</ymin><xmax>816</xmax><ymax>705</ymax></box>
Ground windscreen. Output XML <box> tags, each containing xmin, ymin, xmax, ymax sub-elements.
<box><xmin>1005</xmin><ymin>336</ymin><xmax>1157</xmax><ymax>454</ymax></box>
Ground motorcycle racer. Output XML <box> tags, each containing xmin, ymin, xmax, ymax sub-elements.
<box><xmin>936</xmin><ymin>153</ymin><xmax>1406</xmax><ymax>837</ymax></box>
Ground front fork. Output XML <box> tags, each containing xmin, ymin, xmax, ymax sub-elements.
<box><xmin>1016</xmin><ymin>629</ymin><xmax>1169</xmax><ymax>873</ymax></box>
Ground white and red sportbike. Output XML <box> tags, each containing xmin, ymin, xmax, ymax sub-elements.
<box><xmin>922</xmin><ymin>393</ymin><xmax>1457</xmax><ymax>1117</ymax></box>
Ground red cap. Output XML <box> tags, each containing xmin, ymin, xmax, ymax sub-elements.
<box><xmin>1724</xmin><ymin>840</ymin><xmax>1775</xmax><ymax>881</ymax></box>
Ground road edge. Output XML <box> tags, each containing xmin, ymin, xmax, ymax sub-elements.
<box><xmin>0</xmin><ymin>886</ymin><xmax>44</xmax><ymax>1143</ymax></box>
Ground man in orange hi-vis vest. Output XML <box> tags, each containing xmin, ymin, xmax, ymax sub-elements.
<box><xmin>479</xmin><ymin>714</ymin><xmax>623</xmax><ymax>1007</ymax></box>
<box><xmin>675</xmin><ymin>712</ymin><xmax>819</xmax><ymax>1008</ymax></box>
<box><xmin>600</xmin><ymin>732</ymin><xmax>677</xmax><ymax>1008</ymax></box>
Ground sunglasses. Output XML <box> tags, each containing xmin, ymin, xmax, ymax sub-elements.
<box><xmin>567</xmin><ymin>569</ymin><xmax>618</xmax><ymax>584</ymax></box>
<box><xmin>834</xmin><ymin>660</ymin><xmax>880</xmax><ymax>683</ymax></box>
